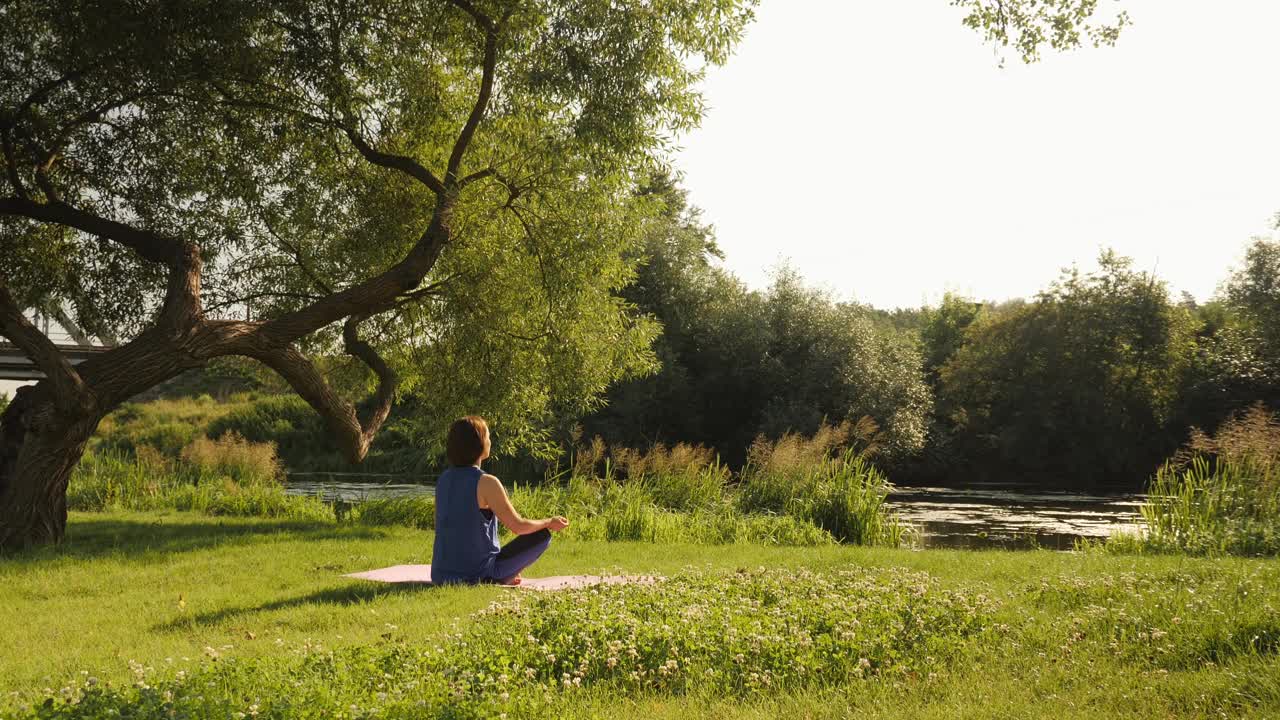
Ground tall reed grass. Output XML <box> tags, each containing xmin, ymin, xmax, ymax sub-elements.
<box><xmin>569</xmin><ymin>439</ymin><xmax>731</xmax><ymax>512</ymax></box>
<box><xmin>525</xmin><ymin>422</ymin><xmax>904</xmax><ymax>547</ymax></box>
<box><xmin>354</xmin><ymin>496</ymin><xmax>436</xmax><ymax>529</ymax></box>
<box><xmin>507</xmin><ymin>479</ymin><xmax>835</xmax><ymax>545</ymax></box>
<box><xmin>345</xmin><ymin>483</ymin><xmax>834</xmax><ymax>546</ymax></box>
<box><xmin>69</xmin><ymin>434</ymin><xmax>331</xmax><ymax>521</ymax></box>
<box><xmin>1109</xmin><ymin>404</ymin><xmax>1280</xmax><ymax>556</ymax></box>
<box><xmin>737</xmin><ymin>421</ymin><xmax>907</xmax><ymax>546</ymax></box>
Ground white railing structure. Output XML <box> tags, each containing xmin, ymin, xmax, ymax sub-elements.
<box><xmin>0</xmin><ymin>310</ymin><xmax>112</xmax><ymax>381</ymax></box>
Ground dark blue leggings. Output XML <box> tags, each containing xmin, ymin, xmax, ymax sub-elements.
<box><xmin>490</xmin><ymin>528</ymin><xmax>551</xmax><ymax>581</ymax></box>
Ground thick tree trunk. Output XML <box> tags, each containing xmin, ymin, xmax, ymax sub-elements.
<box><xmin>0</xmin><ymin>385</ymin><xmax>99</xmax><ymax>551</ymax></box>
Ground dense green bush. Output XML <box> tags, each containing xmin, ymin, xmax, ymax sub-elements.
<box><xmin>96</xmin><ymin>396</ymin><xmax>239</xmax><ymax>456</ymax></box>
<box><xmin>206</xmin><ymin>395</ymin><xmax>328</xmax><ymax>461</ymax></box>
<box><xmin>583</xmin><ymin>187</ymin><xmax>933</xmax><ymax>468</ymax></box>
<box><xmin>119</xmin><ymin>421</ymin><xmax>199</xmax><ymax>456</ymax></box>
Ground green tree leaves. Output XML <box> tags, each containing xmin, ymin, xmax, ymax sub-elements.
<box><xmin>938</xmin><ymin>251</ymin><xmax>1196</xmax><ymax>484</ymax></box>
<box><xmin>952</xmin><ymin>0</ymin><xmax>1131</xmax><ymax>65</ymax></box>
<box><xmin>1</xmin><ymin>0</ymin><xmax>758</xmax><ymax>461</ymax></box>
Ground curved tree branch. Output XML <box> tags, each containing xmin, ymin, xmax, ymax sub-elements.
<box><xmin>255</xmin><ymin>195</ymin><xmax>451</xmax><ymax>344</ymax></box>
<box><xmin>344</xmin><ymin>127</ymin><xmax>446</xmax><ymax>195</ymax></box>
<box><xmin>0</xmin><ymin>196</ymin><xmax>184</xmax><ymax>264</ymax></box>
<box><xmin>456</xmin><ymin>167</ymin><xmax>494</xmax><ymax>190</ymax></box>
<box><xmin>204</xmin><ymin>81</ymin><xmax>446</xmax><ymax>195</ymax></box>
<box><xmin>0</xmin><ymin>196</ymin><xmax>204</xmax><ymax>333</ymax></box>
<box><xmin>444</xmin><ymin>0</ymin><xmax>499</xmax><ymax>184</ymax></box>
<box><xmin>243</xmin><ymin>1</ymin><xmax>504</xmax><ymax>344</ymax></box>
<box><xmin>204</xmin><ymin>291</ymin><xmax>325</xmax><ymax>315</ymax></box>
<box><xmin>242</xmin><ymin>321</ymin><xmax>397</xmax><ymax>464</ymax></box>
<box><xmin>0</xmin><ymin>129</ymin><xmax>29</xmax><ymax>200</ymax></box>
<box><xmin>342</xmin><ymin>316</ymin><xmax>397</xmax><ymax>445</ymax></box>
<box><xmin>0</xmin><ymin>284</ymin><xmax>88</xmax><ymax>411</ymax></box>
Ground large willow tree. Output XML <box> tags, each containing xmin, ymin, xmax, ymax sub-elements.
<box><xmin>0</xmin><ymin>0</ymin><xmax>1127</xmax><ymax>548</ymax></box>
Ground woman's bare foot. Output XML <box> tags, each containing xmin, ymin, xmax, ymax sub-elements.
<box><xmin>501</xmin><ymin>574</ymin><xmax>523</xmax><ymax>586</ymax></box>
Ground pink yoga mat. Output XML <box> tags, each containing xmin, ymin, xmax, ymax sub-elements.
<box><xmin>344</xmin><ymin>564</ymin><xmax>655</xmax><ymax>591</ymax></box>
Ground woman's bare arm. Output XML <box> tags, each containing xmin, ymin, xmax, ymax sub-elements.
<box><xmin>476</xmin><ymin>474</ymin><xmax>569</xmax><ymax>535</ymax></box>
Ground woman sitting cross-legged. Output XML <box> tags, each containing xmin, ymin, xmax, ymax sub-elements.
<box><xmin>431</xmin><ymin>415</ymin><xmax>569</xmax><ymax>585</ymax></box>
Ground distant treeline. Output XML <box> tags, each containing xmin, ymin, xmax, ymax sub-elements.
<box><xmin>126</xmin><ymin>177</ymin><xmax>1280</xmax><ymax>491</ymax></box>
<box><xmin>579</xmin><ymin>176</ymin><xmax>1280</xmax><ymax>489</ymax></box>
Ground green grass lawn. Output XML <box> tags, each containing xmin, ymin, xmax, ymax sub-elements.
<box><xmin>3</xmin><ymin>511</ymin><xmax>1279</xmax><ymax>718</ymax></box>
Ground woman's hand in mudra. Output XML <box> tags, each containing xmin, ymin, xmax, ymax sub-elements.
<box><xmin>546</xmin><ymin>516</ymin><xmax>570</xmax><ymax>532</ymax></box>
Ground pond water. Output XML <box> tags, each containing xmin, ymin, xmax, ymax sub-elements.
<box><xmin>886</xmin><ymin>484</ymin><xmax>1146</xmax><ymax>550</ymax></box>
<box><xmin>286</xmin><ymin>473</ymin><xmax>435</xmax><ymax>502</ymax></box>
<box><xmin>285</xmin><ymin>474</ymin><xmax>1147</xmax><ymax>550</ymax></box>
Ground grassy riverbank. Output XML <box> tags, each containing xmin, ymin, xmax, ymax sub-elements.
<box><xmin>71</xmin><ymin>417</ymin><xmax>908</xmax><ymax>549</ymax></box>
<box><xmin>3</xmin><ymin>511</ymin><xmax>1279</xmax><ymax>718</ymax></box>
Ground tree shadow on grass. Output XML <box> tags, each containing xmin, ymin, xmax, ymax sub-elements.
<box><xmin>2</xmin><ymin>514</ymin><xmax>397</xmax><ymax>565</ymax></box>
<box><xmin>153</xmin><ymin>582</ymin><xmax>436</xmax><ymax>631</ymax></box>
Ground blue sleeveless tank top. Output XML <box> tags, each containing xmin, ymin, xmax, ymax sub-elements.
<box><xmin>431</xmin><ymin>465</ymin><xmax>500</xmax><ymax>583</ymax></box>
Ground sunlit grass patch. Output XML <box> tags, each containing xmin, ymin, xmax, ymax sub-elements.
<box><xmin>468</xmin><ymin>567</ymin><xmax>995</xmax><ymax>694</ymax></box>
<box><xmin>3</xmin><ymin>513</ymin><xmax>1279</xmax><ymax>719</ymax></box>
<box><xmin>7</xmin><ymin>567</ymin><xmax>997</xmax><ymax>718</ymax></box>
<box><xmin>1025</xmin><ymin>570</ymin><xmax>1280</xmax><ymax>670</ymax></box>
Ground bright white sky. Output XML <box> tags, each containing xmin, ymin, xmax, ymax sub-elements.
<box><xmin>673</xmin><ymin>0</ymin><xmax>1280</xmax><ymax>309</ymax></box>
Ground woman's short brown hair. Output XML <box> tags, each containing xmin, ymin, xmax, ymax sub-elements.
<box><xmin>446</xmin><ymin>416</ymin><xmax>489</xmax><ymax>466</ymax></box>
